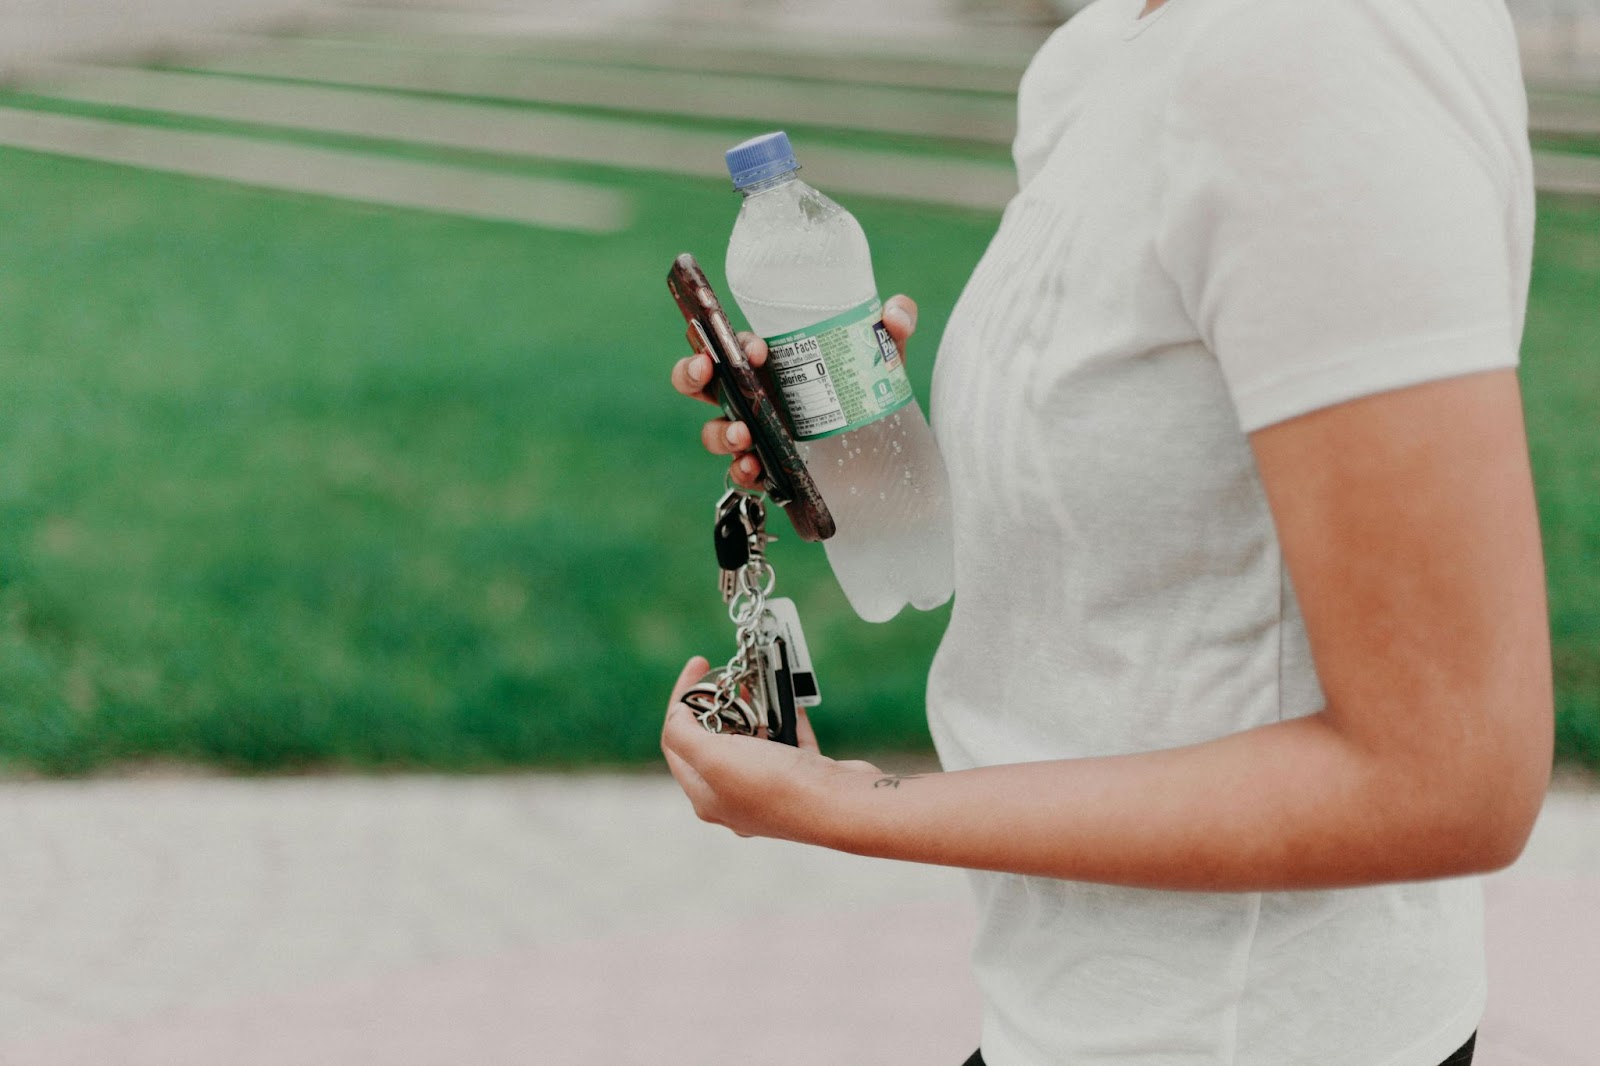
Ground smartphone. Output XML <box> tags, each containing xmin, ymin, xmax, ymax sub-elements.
<box><xmin>667</xmin><ymin>253</ymin><xmax>835</xmax><ymax>542</ymax></box>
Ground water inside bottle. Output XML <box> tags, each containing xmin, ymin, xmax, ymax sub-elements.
<box><xmin>726</xmin><ymin>173</ymin><xmax>954</xmax><ymax>622</ymax></box>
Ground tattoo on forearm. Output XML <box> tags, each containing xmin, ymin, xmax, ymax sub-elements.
<box><xmin>873</xmin><ymin>773</ymin><xmax>925</xmax><ymax>790</ymax></box>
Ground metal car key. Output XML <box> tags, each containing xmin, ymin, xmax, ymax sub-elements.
<box><xmin>738</xmin><ymin>496</ymin><xmax>768</xmax><ymax>565</ymax></box>
<box><xmin>713</xmin><ymin>490</ymin><xmax>751</xmax><ymax>602</ymax></box>
<box><xmin>746</xmin><ymin>626</ymin><xmax>779</xmax><ymax>740</ymax></box>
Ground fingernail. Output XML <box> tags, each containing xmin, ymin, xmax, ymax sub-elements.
<box><xmin>885</xmin><ymin>304</ymin><xmax>913</xmax><ymax>332</ymax></box>
<box><xmin>687</xmin><ymin>360</ymin><xmax>705</xmax><ymax>384</ymax></box>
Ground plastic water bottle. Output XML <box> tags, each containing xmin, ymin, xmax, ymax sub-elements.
<box><xmin>723</xmin><ymin>131</ymin><xmax>955</xmax><ymax>623</ymax></box>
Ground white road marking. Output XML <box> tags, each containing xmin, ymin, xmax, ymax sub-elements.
<box><xmin>304</xmin><ymin>24</ymin><xmax>1031</xmax><ymax>94</ymax></box>
<box><xmin>188</xmin><ymin>34</ymin><xmax>1020</xmax><ymax>145</ymax></box>
<box><xmin>309</xmin><ymin>5</ymin><xmax>1049</xmax><ymax>75</ymax></box>
<box><xmin>0</xmin><ymin>105</ymin><xmax>632</xmax><ymax>232</ymax></box>
<box><xmin>1528</xmin><ymin>91</ymin><xmax>1600</xmax><ymax>137</ymax></box>
<box><xmin>1533</xmin><ymin>149</ymin><xmax>1600</xmax><ymax>196</ymax></box>
<box><xmin>22</xmin><ymin>64</ymin><xmax>1019</xmax><ymax>210</ymax></box>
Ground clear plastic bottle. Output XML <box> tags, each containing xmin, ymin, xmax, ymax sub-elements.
<box><xmin>723</xmin><ymin>131</ymin><xmax>954</xmax><ymax>623</ymax></box>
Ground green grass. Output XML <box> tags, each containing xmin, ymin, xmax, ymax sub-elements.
<box><xmin>0</xmin><ymin>131</ymin><xmax>1597</xmax><ymax>775</ymax></box>
<box><xmin>1532</xmin><ymin>134</ymin><xmax>1600</xmax><ymax>157</ymax></box>
<box><xmin>1523</xmin><ymin>197</ymin><xmax>1600</xmax><ymax>770</ymax></box>
<box><xmin>0</xmin><ymin>143</ymin><xmax>992</xmax><ymax>774</ymax></box>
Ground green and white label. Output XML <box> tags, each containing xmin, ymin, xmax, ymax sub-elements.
<box><xmin>763</xmin><ymin>297</ymin><xmax>913</xmax><ymax>441</ymax></box>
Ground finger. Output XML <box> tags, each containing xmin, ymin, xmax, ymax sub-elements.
<box><xmin>662</xmin><ymin>697</ymin><xmax>716</xmax><ymax>817</ymax></box>
<box><xmin>668</xmin><ymin>656</ymin><xmax>709</xmax><ymax>708</ymax></box>
<box><xmin>663</xmin><ymin>693</ymin><xmax>718</xmax><ymax>762</ymax></box>
<box><xmin>730</xmin><ymin>453</ymin><xmax>763</xmax><ymax>490</ymax></box>
<box><xmin>700</xmin><ymin>418</ymin><xmax>750</xmax><ymax>456</ymax></box>
<box><xmin>662</xmin><ymin>704</ymin><xmax>749</xmax><ymax>825</ymax></box>
<box><xmin>882</xmin><ymin>295</ymin><xmax>918</xmax><ymax>359</ymax></box>
<box><xmin>737</xmin><ymin>332</ymin><xmax>768</xmax><ymax>369</ymax></box>
<box><xmin>794</xmin><ymin>706</ymin><xmax>820</xmax><ymax>754</ymax></box>
<box><xmin>671</xmin><ymin>354</ymin><xmax>721</xmax><ymax>406</ymax></box>
<box><xmin>663</xmin><ymin>742</ymin><xmax>719</xmax><ymax>822</ymax></box>
<box><xmin>663</xmin><ymin>657</ymin><xmax>709</xmax><ymax>753</ymax></box>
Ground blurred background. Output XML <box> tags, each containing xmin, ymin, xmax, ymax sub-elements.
<box><xmin>0</xmin><ymin>1</ymin><xmax>1596</xmax><ymax>1063</ymax></box>
<box><xmin>1</xmin><ymin>0</ymin><xmax>1598</xmax><ymax>777</ymax></box>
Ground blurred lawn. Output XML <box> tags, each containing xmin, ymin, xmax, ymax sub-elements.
<box><xmin>1524</xmin><ymin>196</ymin><xmax>1600</xmax><ymax>769</ymax></box>
<box><xmin>0</xmin><ymin>144</ymin><xmax>1596</xmax><ymax>774</ymax></box>
<box><xmin>0</xmin><ymin>143</ymin><xmax>990</xmax><ymax>773</ymax></box>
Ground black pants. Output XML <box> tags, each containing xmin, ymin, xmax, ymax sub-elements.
<box><xmin>961</xmin><ymin>1032</ymin><xmax>1476</xmax><ymax>1066</ymax></box>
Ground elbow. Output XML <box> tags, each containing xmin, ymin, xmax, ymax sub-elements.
<box><xmin>1463</xmin><ymin>762</ymin><xmax>1548</xmax><ymax>874</ymax></box>
<box><xmin>1473</xmin><ymin>697</ymin><xmax>1555</xmax><ymax>873</ymax></box>
<box><xmin>1458</xmin><ymin>799</ymin><xmax>1541</xmax><ymax>876</ymax></box>
<box><xmin>1391</xmin><ymin>778</ymin><xmax>1543</xmax><ymax>882</ymax></box>
<box><xmin>1421</xmin><ymin>722</ymin><xmax>1551</xmax><ymax>879</ymax></box>
<box><xmin>1356</xmin><ymin>706</ymin><xmax>1552</xmax><ymax>882</ymax></box>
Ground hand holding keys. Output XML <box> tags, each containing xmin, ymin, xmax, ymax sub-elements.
<box><xmin>683</xmin><ymin>488</ymin><xmax>821</xmax><ymax>746</ymax></box>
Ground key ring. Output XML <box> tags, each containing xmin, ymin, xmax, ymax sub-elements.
<box><xmin>728</xmin><ymin>586</ymin><xmax>769</xmax><ymax>628</ymax></box>
<box><xmin>691</xmin><ymin>476</ymin><xmax>810</xmax><ymax>744</ymax></box>
<box><xmin>736</xmin><ymin>558</ymin><xmax>776</xmax><ymax>600</ymax></box>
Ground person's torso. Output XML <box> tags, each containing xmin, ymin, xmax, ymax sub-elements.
<box><xmin>925</xmin><ymin>0</ymin><xmax>1528</xmax><ymax>1061</ymax></box>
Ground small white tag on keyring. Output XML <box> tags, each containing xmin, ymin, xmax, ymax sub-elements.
<box><xmin>762</xmin><ymin>596</ymin><xmax>819</xmax><ymax>707</ymax></box>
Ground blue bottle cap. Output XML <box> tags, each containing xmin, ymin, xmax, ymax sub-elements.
<box><xmin>725</xmin><ymin>131</ymin><xmax>800</xmax><ymax>190</ymax></box>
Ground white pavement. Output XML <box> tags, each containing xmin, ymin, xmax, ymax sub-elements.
<box><xmin>0</xmin><ymin>773</ymin><xmax>979</xmax><ymax>1064</ymax></box>
<box><xmin>0</xmin><ymin>773</ymin><xmax>1594</xmax><ymax>1065</ymax></box>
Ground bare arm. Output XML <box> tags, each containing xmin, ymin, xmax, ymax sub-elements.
<box><xmin>662</xmin><ymin>369</ymin><xmax>1552</xmax><ymax>890</ymax></box>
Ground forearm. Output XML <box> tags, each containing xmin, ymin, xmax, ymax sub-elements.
<box><xmin>816</xmin><ymin>711</ymin><xmax>1526</xmax><ymax>892</ymax></box>
<box><xmin>665</xmin><ymin>369</ymin><xmax>1552</xmax><ymax>891</ymax></box>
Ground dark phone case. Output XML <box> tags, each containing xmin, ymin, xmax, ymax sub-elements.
<box><xmin>668</xmin><ymin>254</ymin><xmax>835</xmax><ymax>542</ymax></box>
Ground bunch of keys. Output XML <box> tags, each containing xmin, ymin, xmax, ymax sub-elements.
<box><xmin>681</xmin><ymin>487</ymin><xmax>820</xmax><ymax>746</ymax></box>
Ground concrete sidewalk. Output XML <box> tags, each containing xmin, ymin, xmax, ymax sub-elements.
<box><xmin>0</xmin><ymin>773</ymin><xmax>1594</xmax><ymax>1064</ymax></box>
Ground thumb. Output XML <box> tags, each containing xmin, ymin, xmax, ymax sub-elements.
<box><xmin>882</xmin><ymin>295</ymin><xmax>918</xmax><ymax>359</ymax></box>
<box><xmin>669</xmin><ymin>656</ymin><xmax>709</xmax><ymax>710</ymax></box>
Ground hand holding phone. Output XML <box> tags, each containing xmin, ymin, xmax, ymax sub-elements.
<box><xmin>667</xmin><ymin>253</ymin><xmax>835</xmax><ymax>542</ymax></box>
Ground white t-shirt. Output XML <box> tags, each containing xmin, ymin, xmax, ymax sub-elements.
<box><xmin>924</xmin><ymin>0</ymin><xmax>1534</xmax><ymax>1063</ymax></box>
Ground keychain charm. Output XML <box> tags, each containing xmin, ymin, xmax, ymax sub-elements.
<box><xmin>681</xmin><ymin>669</ymin><xmax>764</xmax><ymax>737</ymax></box>
<box><xmin>687</xmin><ymin>485</ymin><xmax>820</xmax><ymax>745</ymax></box>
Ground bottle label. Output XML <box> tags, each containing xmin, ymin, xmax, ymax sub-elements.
<box><xmin>762</xmin><ymin>297</ymin><xmax>914</xmax><ymax>441</ymax></box>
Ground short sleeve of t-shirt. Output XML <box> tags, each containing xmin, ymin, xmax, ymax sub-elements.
<box><xmin>1154</xmin><ymin>0</ymin><xmax>1530</xmax><ymax>433</ymax></box>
